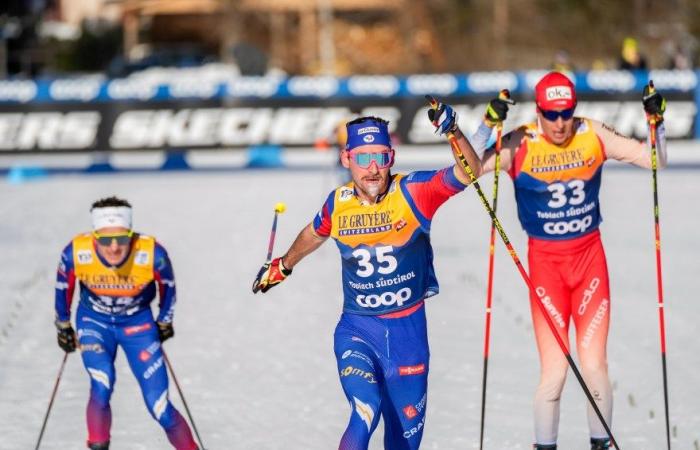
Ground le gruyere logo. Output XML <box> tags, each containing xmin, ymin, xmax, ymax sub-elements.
<box><xmin>338</xmin><ymin>211</ymin><xmax>392</xmax><ymax>236</ymax></box>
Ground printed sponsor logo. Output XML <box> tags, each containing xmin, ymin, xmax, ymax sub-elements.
<box><xmin>338</xmin><ymin>211</ymin><xmax>393</xmax><ymax>236</ymax></box>
<box><xmin>399</xmin><ymin>364</ymin><xmax>425</xmax><ymax>376</ymax></box>
<box><xmin>341</xmin><ymin>350</ymin><xmax>375</xmax><ymax>367</ymax></box>
<box><xmin>403</xmin><ymin>415</ymin><xmax>425</xmax><ymax>439</ymax></box>
<box><xmin>139</xmin><ymin>341</ymin><xmax>161</xmax><ymax>362</ymax></box>
<box><xmin>543</xmin><ymin>215</ymin><xmax>593</xmax><ymax>235</ymax></box>
<box><xmin>124</xmin><ymin>323</ymin><xmax>152</xmax><ymax>336</ymax></box>
<box><xmin>80</xmin><ymin>343</ymin><xmax>104</xmax><ymax>353</ymax></box>
<box><xmin>394</xmin><ymin>218</ymin><xmax>407</xmax><ymax>231</ymax></box>
<box><xmin>363</xmin><ymin>134</ymin><xmax>375</xmax><ymax>143</ymax></box>
<box><xmin>347</xmin><ymin>76</ymin><xmax>400</xmax><ymax>97</ymax></box>
<box><xmin>358</xmin><ymin>126</ymin><xmax>380</xmax><ymax>135</ymax></box>
<box><xmin>545</xmin><ymin>86</ymin><xmax>572</xmax><ymax>101</ymax></box>
<box><xmin>578</xmin><ymin>277</ymin><xmax>601</xmax><ymax>315</ymax></box>
<box><xmin>143</xmin><ymin>356</ymin><xmax>164</xmax><ymax>379</ymax></box>
<box><xmin>403</xmin><ymin>405</ymin><xmax>418</xmax><ymax>419</ymax></box>
<box><xmin>339</xmin><ymin>187</ymin><xmax>354</xmax><ymax>201</ymax></box>
<box><xmin>78</xmin><ymin>272</ymin><xmax>142</xmax><ymax>291</ymax></box>
<box><xmin>530</xmin><ymin>148</ymin><xmax>584</xmax><ymax>172</ymax></box>
<box><xmin>134</xmin><ymin>251</ymin><xmax>150</xmax><ymax>265</ymax></box>
<box><xmin>356</xmin><ymin>287</ymin><xmax>411</xmax><ymax>309</ymax></box>
<box><xmin>340</xmin><ymin>365</ymin><xmax>377</xmax><ymax>384</ymax></box>
<box><xmin>535</xmin><ymin>286</ymin><xmax>566</xmax><ymax>328</ymax></box>
<box><xmin>77</xmin><ymin>250</ymin><xmax>93</xmax><ymax>264</ymax></box>
<box><xmin>581</xmin><ymin>299</ymin><xmax>609</xmax><ymax>349</ymax></box>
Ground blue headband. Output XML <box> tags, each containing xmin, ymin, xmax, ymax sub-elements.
<box><xmin>345</xmin><ymin>118</ymin><xmax>392</xmax><ymax>151</ymax></box>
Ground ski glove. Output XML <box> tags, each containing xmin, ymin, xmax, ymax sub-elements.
<box><xmin>643</xmin><ymin>84</ymin><xmax>666</xmax><ymax>122</ymax></box>
<box><xmin>157</xmin><ymin>322</ymin><xmax>174</xmax><ymax>342</ymax></box>
<box><xmin>56</xmin><ymin>320</ymin><xmax>77</xmax><ymax>353</ymax></box>
<box><xmin>252</xmin><ymin>257</ymin><xmax>292</xmax><ymax>293</ymax></box>
<box><xmin>484</xmin><ymin>89</ymin><xmax>515</xmax><ymax>126</ymax></box>
<box><xmin>428</xmin><ymin>101</ymin><xmax>458</xmax><ymax>135</ymax></box>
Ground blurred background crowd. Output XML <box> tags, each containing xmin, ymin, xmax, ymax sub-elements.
<box><xmin>0</xmin><ymin>0</ymin><xmax>698</xmax><ymax>80</ymax></box>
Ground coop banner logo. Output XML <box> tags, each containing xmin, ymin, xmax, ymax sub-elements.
<box><xmin>0</xmin><ymin>96</ymin><xmax>695</xmax><ymax>152</ymax></box>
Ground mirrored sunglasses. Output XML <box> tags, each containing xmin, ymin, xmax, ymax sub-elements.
<box><xmin>93</xmin><ymin>230</ymin><xmax>133</xmax><ymax>246</ymax></box>
<box><xmin>540</xmin><ymin>107</ymin><xmax>575</xmax><ymax>121</ymax></box>
<box><xmin>351</xmin><ymin>151</ymin><xmax>393</xmax><ymax>169</ymax></box>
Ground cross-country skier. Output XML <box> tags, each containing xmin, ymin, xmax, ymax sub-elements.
<box><xmin>432</xmin><ymin>71</ymin><xmax>667</xmax><ymax>449</ymax></box>
<box><xmin>54</xmin><ymin>196</ymin><xmax>198</xmax><ymax>450</ymax></box>
<box><xmin>252</xmin><ymin>116</ymin><xmax>480</xmax><ymax>449</ymax></box>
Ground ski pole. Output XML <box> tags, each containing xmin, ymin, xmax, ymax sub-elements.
<box><xmin>35</xmin><ymin>352</ymin><xmax>69</xmax><ymax>450</ymax></box>
<box><xmin>163</xmin><ymin>350</ymin><xmax>206</xmax><ymax>450</ymax></box>
<box><xmin>479</xmin><ymin>91</ymin><xmax>509</xmax><ymax>449</ymax></box>
<box><xmin>426</xmin><ymin>95</ymin><xmax>620</xmax><ymax>449</ymax></box>
<box><xmin>645</xmin><ymin>80</ymin><xmax>671</xmax><ymax>450</ymax></box>
<box><xmin>266</xmin><ymin>202</ymin><xmax>287</xmax><ymax>263</ymax></box>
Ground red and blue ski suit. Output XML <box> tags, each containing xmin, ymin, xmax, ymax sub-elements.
<box><xmin>55</xmin><ymin>233</ymin><xmax>197</xmax><ymax>449</ymax></box>
<box><xmin>313</xmin><ymin>167</ymin><xmax>468</xmax><ymax>449</ymax></box>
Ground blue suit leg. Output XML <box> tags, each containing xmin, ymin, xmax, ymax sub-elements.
<box><xmin>381</xmin><ymin>310</ymin><xmax>430</xmax><ymax>450</ymax></box>
<box><xmin>335</xmin><ymin>328</ymin><xmax>383</xmax><ymax>450</ymax></box>
<box><xmin>118</xmin><ymin>320</ymin><xmax>197</xmax><ymax>450</ymax></box>
<box><xmin>76</xmin><ymin>313</ymin><xmax>117</xmax><ymax>445</ymax></box>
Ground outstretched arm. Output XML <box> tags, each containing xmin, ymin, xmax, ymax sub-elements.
<box><xmin>252</xmin><ymin>223</ymin><xmax>328</xmax><ymax>294</ymax></box>
<box><xmin>281</xmin><ymin>224</ymin><xmax>327</xmax><ymax>270</ymax></box>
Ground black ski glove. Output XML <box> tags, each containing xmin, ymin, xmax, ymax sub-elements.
<box><xmin>157</xmin><ymin>322</ymin><xmax>174</xmax><ymax>342</ymax></box>
<box><xmin>56</xmin><ymin>320</ymin><xmax>77</xmax><ymax>353</ymax></box>
<box><xmin>643</xmin><ymin>83</ymin><xmax>666</xmax><ymax>122</ymax></box>
<box><xmin>484</xmin><ymin>89</ymin><xmax>515</xmax><ymax>126</ymax></box>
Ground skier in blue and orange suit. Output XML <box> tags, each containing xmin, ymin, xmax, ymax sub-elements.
<box><xmin>252</xmin><ymin>116</ymin><xmax>482</xmax><ymax>449</ymax></box>
<box><xmin>54</xmin><ymin>196</ymin><xmax>198</xmax><ymax>450</ymax></box>
<box><xmin>433</xmin><ymin>72</ymin><xmax>668</xmax><ymax>450</ymax></box>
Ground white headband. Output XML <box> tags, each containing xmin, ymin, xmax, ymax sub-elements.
<box><xmin>91</xmin><ymin>206</ymin><xmax>132</xmax><ymax>230</ymax></box>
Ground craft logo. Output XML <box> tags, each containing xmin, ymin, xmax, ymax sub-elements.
<box><xmin>338</xmin><ymin>211</ymin><xmax>393</xmax><ymax>236</ymax></box>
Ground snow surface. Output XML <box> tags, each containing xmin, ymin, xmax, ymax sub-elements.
<box><xmin>0</xmin><ymin>159</ymin><xmax>698</xmax><ymax>449</ymax></box>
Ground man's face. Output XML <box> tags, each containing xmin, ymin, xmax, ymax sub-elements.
<box><xmin>341</xmin><ymin>145</ymin><xmax>394</xmax><ymax>200</ymax></box>
<box><xmin>537</xmin><ymin>106</ymin><xmax>576</xmax><ymax>146</ymax></box>
<box><xmin>93</xmin><ymin>226</ymin><xmax>132</xmax><ymax>266</ymax></box>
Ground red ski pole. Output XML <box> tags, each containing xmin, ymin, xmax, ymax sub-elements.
<box><xmin>645</xmin><ymin>80</ymin><xmax>671</xmax><ymax>450</ymax></box>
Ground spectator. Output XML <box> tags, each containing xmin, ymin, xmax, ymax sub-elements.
<box><xmin>551</xmin><ymin>50</ymin><xmax>575</xmax><ymax>72</ymax></box>
<box><xmin>618</xmin><ymin>37</ymin><xmax>648</xmax><ymax>70</ymax></box>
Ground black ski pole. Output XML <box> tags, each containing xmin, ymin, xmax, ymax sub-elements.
<box><xmin>163</xmin><ymin>350</ymin><xmax>206</xmax><ymax>450</ymax></box>
<box><xmin>35</xmin><ymin>352</ymin><xmax>69</xmax><ymax>450</ymax></box>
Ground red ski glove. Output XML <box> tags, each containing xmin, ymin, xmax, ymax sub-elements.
<box><xmin>252</xmin><ymin>257</ymin><xmax>292</xmax><ymax>293</ymax></box>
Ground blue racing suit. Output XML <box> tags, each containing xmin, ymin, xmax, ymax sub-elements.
<box><xmin>55</xmin><ymin>232</ymin><xmax>196</xmax><ymax>449</ymax></box>
<box><xmin>313</xmin><ymin>168</ymin><xmax>467</xmax><ymax>449</ymax></box>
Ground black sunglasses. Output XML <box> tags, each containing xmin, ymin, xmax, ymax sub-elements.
<box><xmin>539</xmin><ymin>107</ymin><xmax>575</xmax><ymax>121</ymax></box>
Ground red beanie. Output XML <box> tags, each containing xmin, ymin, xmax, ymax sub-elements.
<box><xmin>535</xmin><ymin>72</ymin><xmax>577</xmax><ymax>109</ymax></box>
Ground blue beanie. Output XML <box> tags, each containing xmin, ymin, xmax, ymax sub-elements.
<box><xmin>345</xmin><ymin>117</ymin><xmax>392</xmax><ymax>151</ymax></box>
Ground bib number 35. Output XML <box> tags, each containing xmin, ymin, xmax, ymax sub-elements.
<box><xmin>352</xmin><ymin>245</ymin><xmax>397</xmax><ymax>277</ymax></box>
